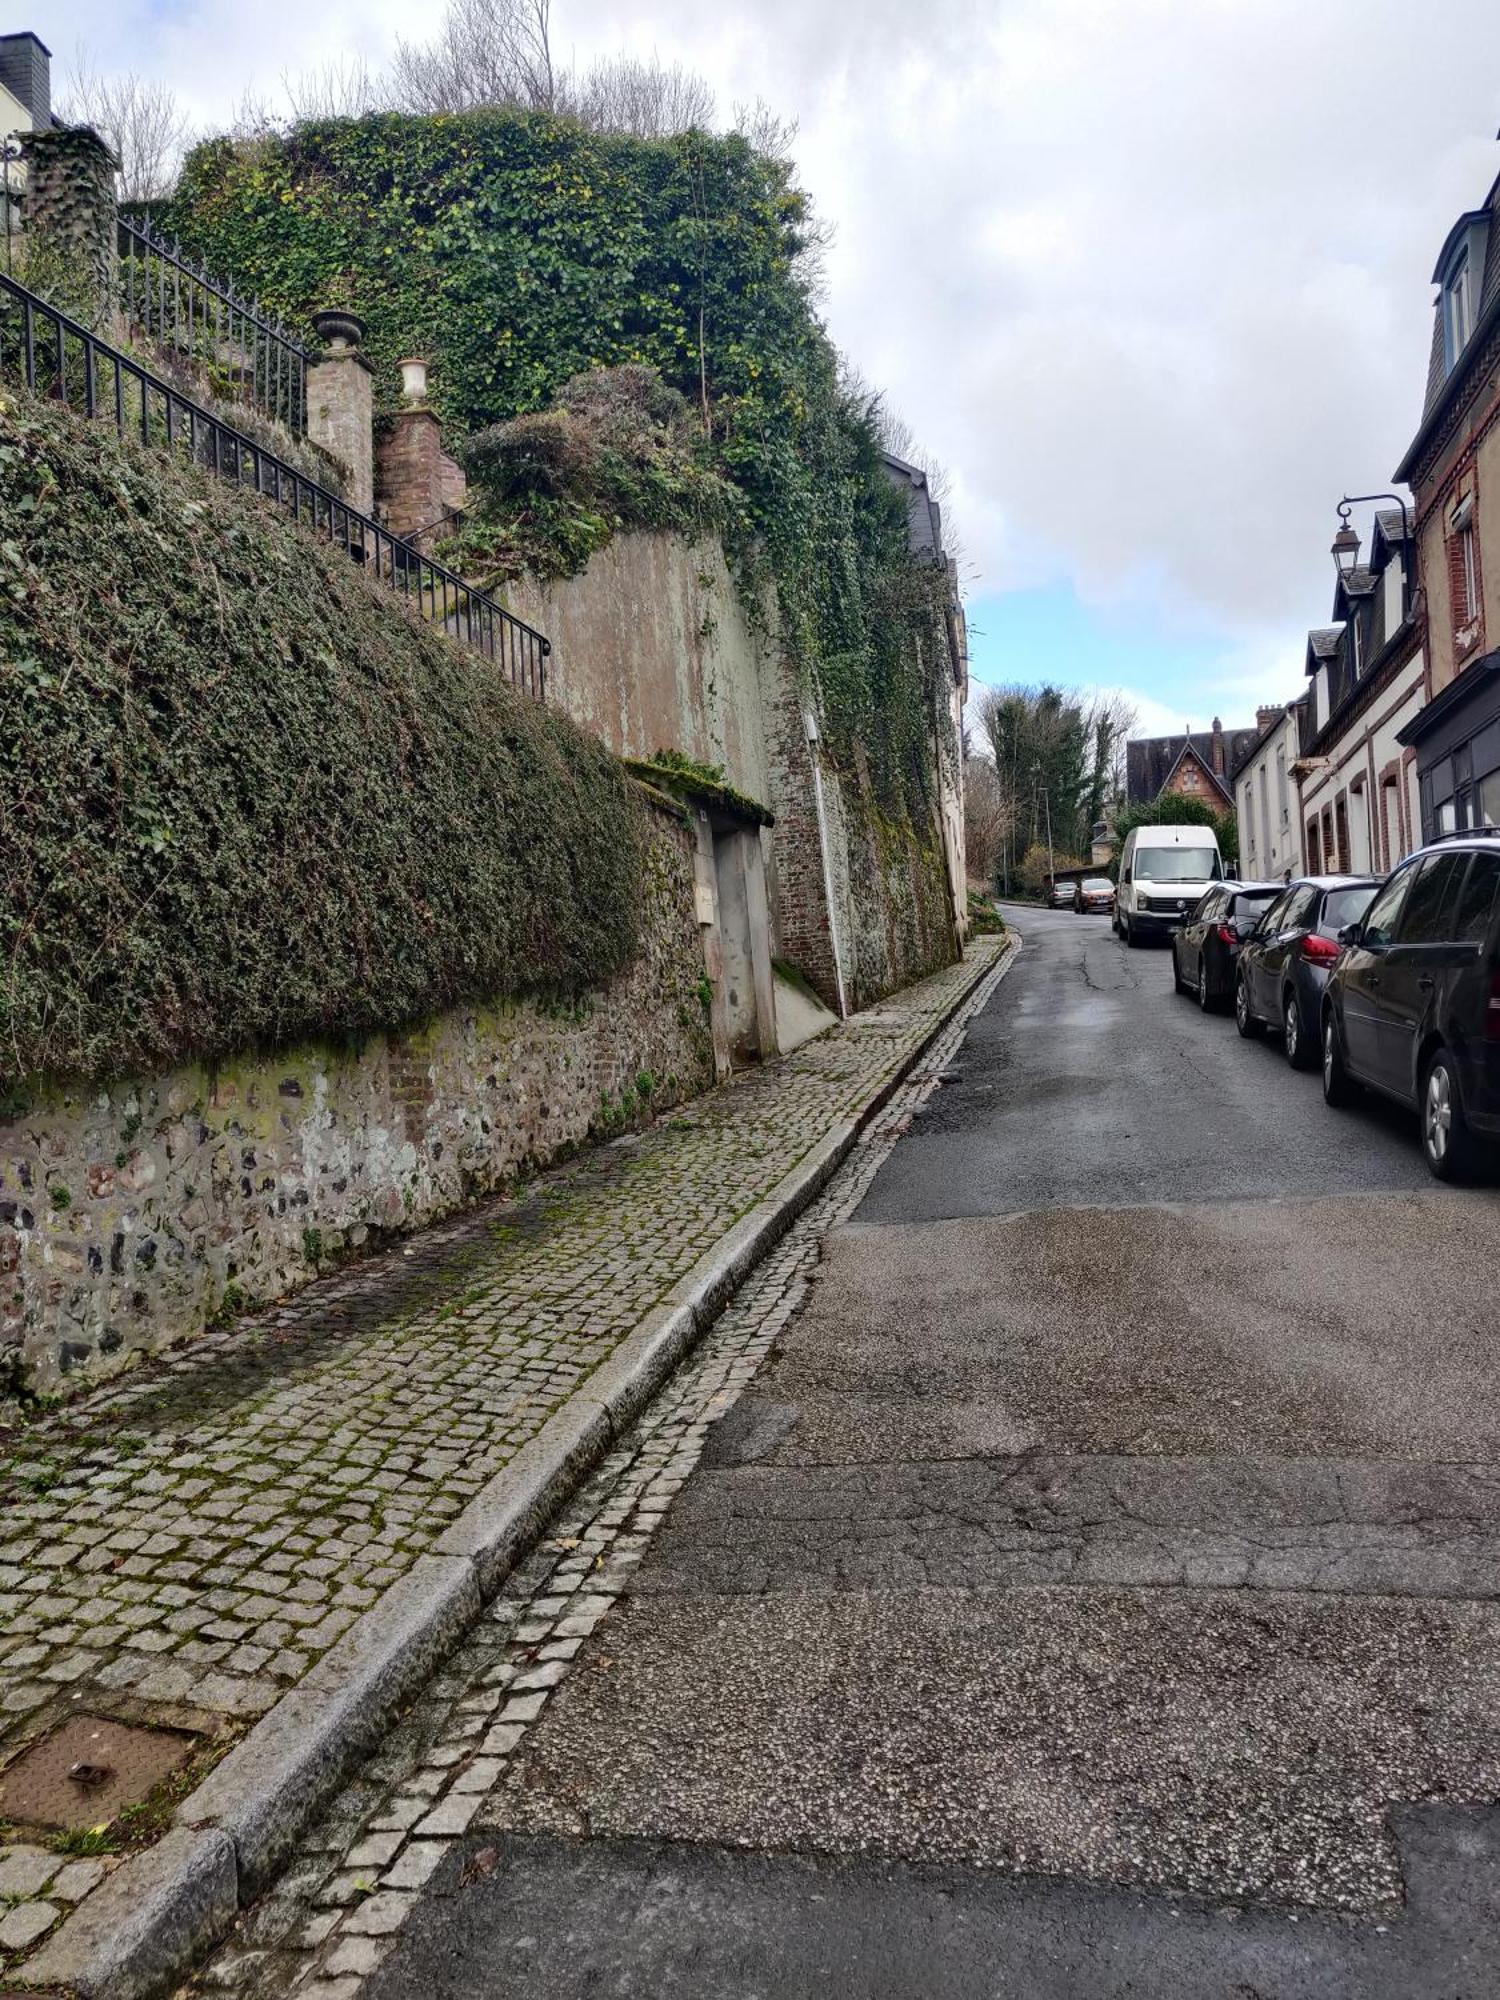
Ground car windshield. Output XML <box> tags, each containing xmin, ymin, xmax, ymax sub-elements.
<box><xmin>1082</xmin><ymin>879</ymin><xmax>1113</xmax><ymax>892</ymax></box>
<box><xmin>1135</xmin><ymin>847</ymin><xmax>1218</xmax><ymax>883</ymax></box>
<box><xmin>1318</xmin><ymin>885</ymin><xmax>1378</xmax><ymax>937</ymax></box>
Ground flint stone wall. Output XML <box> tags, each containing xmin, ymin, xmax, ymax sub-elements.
<box><xmin>1</xmin><ymin>806</ymin><xmax>713</xmax><ymax>1399</ymax></box>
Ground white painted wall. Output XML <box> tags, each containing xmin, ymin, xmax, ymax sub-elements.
<box><xmin>1299</xmin><ymin>653</ymin><xmax>1425</xmax><ymax>875</ymax></box>
<box><xmin>1235</xmin><ymin>710</ymin><xmax>1303</xmax><ymax>880</ymax></box>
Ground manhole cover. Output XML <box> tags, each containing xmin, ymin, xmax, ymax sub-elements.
<box><xmin>0</xmin><ymin>1715</ymin><xmax>197</xmax><ymax>1832</ymax></box>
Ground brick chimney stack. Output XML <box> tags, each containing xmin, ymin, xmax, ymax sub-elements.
<box><xmin>1256</xmin><ymin>705</ymin><xmax>1282</xmax><ymax>736</ymax></box>
<box><xmin>1211</xmin><ymin>715</ymin><xmax>1225</xmax><ymax>777</ymax></box>
<box><xmin>0</xmin><ymin>30</ymin><xmax>51</xmax><ymax>128</ymax></box>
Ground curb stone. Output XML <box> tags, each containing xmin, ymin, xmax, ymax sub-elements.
<box><xmin>18</xmin><ymin>935</ymin><xmax>1016</xmax><ymax>2000</ymax></box>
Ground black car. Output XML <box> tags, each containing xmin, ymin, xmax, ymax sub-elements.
<box><xmin>1321</xmin><ymin>832</ymin><xmax>1500</xmax><ymax>1179</ymax></box>
<box><xmin>1234</xmin><ymin>875</ymin><xmax>1380</xmax><ymax>1067</ymax></box>
<box><xmin>1171</xmin><ymin>881</ymin><xmax>1282</xmax><ymax>1010</ymax></box>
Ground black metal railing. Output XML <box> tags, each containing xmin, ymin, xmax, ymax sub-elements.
<box><xmin>1</xmin><ymin>271</ymin><xmax>550</xmax><ymax>697</ymax></box>
<box><xmin>118</xmin><ymin>212</ymin><xmax>311</xmax><ymax>436</ymax></box>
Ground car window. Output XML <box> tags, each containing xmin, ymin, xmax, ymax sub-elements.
<box><xmin>1398</xmin><ymin>853</ymin><xmax>1468</xmax><ymax>944</ymax></box>
<box><xmin>1319</xmin><ymin>885</ymin><xmax>1377</xmax><ymax>938</ymax></box>
<box><xmin>1281</xmin><ymin>885</ymin><xmax>1320</xmax><ymax>932</ymax></box>
<box><xmin>1233</xmin><ymin>890</ymin><xmax>1278</xmax><ymax>927</ymax></box>
<box><xmin>1196</xmin><ymin>888</ymin><xmax>1224</xmax><ymax>919</ymax></box>
<box><xmin>1257</xmin><ymin>889</ymin><xmax>1292</xmax><ymax>932</ymax></box>
<box><xmin>1454</xmin><ymin>853</ymin><xmax>1500</xmax><ymax>944</ymax></box>
<box><xmin>1361</xmin><ymin>865</ymin><xmax>1415</xmax><ymax>948</ymax></box>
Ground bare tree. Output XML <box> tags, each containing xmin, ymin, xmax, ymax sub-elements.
<box><xmin>731</xmin><ymin>98</ymin><xmax>799</xmax><ymax>165</ymax></box>
<box><xmin>391</xmin><ymin>0</ymin><xmax>558</xmax><ymax>114</ymax></box>
<box><xmin>59</xmin><ymin>54</ymin><xmax>193</xmax><ymax>202</ymax></box>
<box><xmin>963</xmin><ymin>753</ymin><xmax>1012</xmax><ymax>888</ymax></box>
<box><xmin>281</xmin><ymin>60</ymin><xmax>384</xmax><ymax>122</ymax></box>
<box><xmin>570</xmin><ymin>54</ymin><xmax>715</xmax><ymax>138</ymax></box>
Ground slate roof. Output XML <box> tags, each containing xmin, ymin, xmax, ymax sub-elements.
<box><xmin>1124</xmin><ymin>727</ymin><xmax>1256</xmax><ymax>806</ymax></box>
<box><xmin>880</xmin><ymin>451</ymin><xmax>944</xmax><ymax>563</ymax></box>
<box><xmin>1404</xmin><ymin>164</ymin><xmax>1500</xmax><ymax>474</ymax></box>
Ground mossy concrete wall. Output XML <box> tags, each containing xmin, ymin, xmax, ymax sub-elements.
<box><xmin>506</xmin><ymin>531</ymin><xmax>775</xmax><ymax>809</ymax></box>
<box><xmin>1</xmin><ymin>807</ymin><xmax>713</xmax><ymax>1400</ymax></box>
<box><xmin>504</xmin><ymin>529</ymin><xmax>959</xmax><ymax>1017</ymax></box>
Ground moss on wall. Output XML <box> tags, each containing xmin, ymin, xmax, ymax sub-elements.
<box><xmin>0</xmin><ymin>385</ymin><xmax>654</xmax><ymax>1092</ymax></box>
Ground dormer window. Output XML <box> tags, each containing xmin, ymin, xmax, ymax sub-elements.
<box><xmin>1444</xmin><ymin>246</ymin><xmax>1474</xmax><ymax>368</ymax></box>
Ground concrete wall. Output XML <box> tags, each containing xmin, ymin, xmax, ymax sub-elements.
<box><xmin>506</xmin><ymin>528</ymin><xmax>960</xmax><ymax>1019</ymax></box>
<box><xmin>506</xmin><ymin>533</ymin><xmax>775</xmax><ymax>808</ymax></box>
<box><xmin>1</xmin><ymin>805</ymin><xmax>714</xmax><ymax>1399</ymax></box>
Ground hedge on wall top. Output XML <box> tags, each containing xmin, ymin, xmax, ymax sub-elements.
<box><xmin>163</xmin><ymin>111</ymin><xmax>949</xmax><ymax>824</ymax></box>
<box><xmin>0</xmin><ymin>386</ymin><xmax>650</xmax><ymax>1093</ymax></box>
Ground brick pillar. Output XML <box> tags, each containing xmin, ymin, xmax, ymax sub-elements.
<box><xmin>18</xmin><ymin>124</ymin><xmax>119</xmax><ymax>332</ymax></box>
<box><xmin>375</xmin><ymin>360</ymin><xmax>469</xmax><ymax>546</ymax></box>
<box><xmin>306</xmin><ymin>309</ymin><xmax>375</xmax><ymax>515</ymax></box>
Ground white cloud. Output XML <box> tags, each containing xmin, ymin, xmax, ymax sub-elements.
<box><xmin>41</xmin><ymin>0</ymin><xmax>1500</xmax><ymax>709</ymax></box>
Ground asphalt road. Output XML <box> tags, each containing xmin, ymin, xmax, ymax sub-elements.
<box><xmin>373</xmin><ymin>907</ymin><xmax>1500</xmax><ymax>1997</ymax></box>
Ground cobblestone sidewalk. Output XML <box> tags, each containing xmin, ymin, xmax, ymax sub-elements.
<box><xmin>185</xmin><ymin>938</ymin><xmax>1013</xmax><ymax>1999</ymax></box>
<box><xmin>0</xmin><ymin>937</ymin><xmax>1008</xmax><ymax>1982</ymax></box>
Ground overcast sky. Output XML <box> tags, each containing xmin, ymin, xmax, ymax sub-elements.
<box><xmin>41</xmin><ymin>0</ymin><xmax>1500</xmax><ymax>737</ymax></box>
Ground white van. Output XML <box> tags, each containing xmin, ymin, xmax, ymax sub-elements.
<box><xmin>1114</xmin><ymin>824</ymin><xmax>1224</xmax><ymax>946</ymax></box>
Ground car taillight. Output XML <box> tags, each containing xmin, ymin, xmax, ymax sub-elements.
<box><xmin>1300</xmin><ymin>932</ymin><xmax>1340</xmax><ymax>965</ymax></box>
<box><xmin>1215</xmin><ymin>923</ymin><xmax>1237</xmax><ymax>945</ymax></box>
<box><xmin>1487</xmin><ymin>972</ymin><xmax>1500</xmax><ymax>1043</ymax></box>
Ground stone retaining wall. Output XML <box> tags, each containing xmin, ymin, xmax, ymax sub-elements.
<box><xmin>1</xmin><ymin>806</ymin><xmax>714</xmax><ymax>1399</ymax></box>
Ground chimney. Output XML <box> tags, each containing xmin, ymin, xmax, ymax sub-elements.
<box><xmin>0</xmin><ymin>31</ymin><xmax>51</xmax><ymax>129</ymax></box>
<box><xmin>1256</xmin><ymin>705</ymin><xmax>1282</xmax><ymax>736</ymax></box>
<box><xmin>1210</xmin><ymin>715</ymin><xmax>1225</xmax><ymax>776</ymax></box>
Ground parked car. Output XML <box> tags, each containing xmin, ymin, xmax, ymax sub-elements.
<box><xmin>1047</xmin><ymin>880</ymin><xmax>1075</xmax><ymax>908</ymax></box>
<box><xmin>1114</xmin><ymin>824</ymin><xmax>1224</xmax><ymax>945</ymax></box>
<box><xmin>1321</xmin><ymin>832</ymin><xmax>1500</xmax><ymax>1179</ymax></box>
<box><xmin>1234</xmin><ymin>875</ymin><xmax>1380</xmax><ymax>1066</ymax></box>
<box><xmin>1074</xmin><ymin>876</ymin><xmax>1116</xmax><ymax>914</ymax></box>
<box><xmin>1172</xmin><ymin>881</ymin><xmax>1282</xmax><ymax>1010</ymax></box>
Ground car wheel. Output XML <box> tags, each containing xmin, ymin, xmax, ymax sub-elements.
<box><xmin>1322</xmin><ymin>1012</ymin><xmax>1357</xmax><ymax>1107</ymax></box>
<box><xmin>1283</xmin><ymin>992</ymin><xmax>1314</xmax><ymax>1070</ymax></box>
<box><xmin>1421</xmin><ymin>1049</ymin><xmax>1478</xmax><ymax>1183</ymax></box>
<box><xmin>1170</xmin><ymin>942</ymin><xmax>1184</xmax><ymax>992</ymax></box>
<box><xmin>1197</xmin><ymin>959</ymin><xmax>1212</xmax><ymax>1011</ymax></box>
<box><xmin>1235</xmin><ymin>974</ymin><xmax>1261</xmax><ymax>1039</ymax></box>
<box><xmin>1125</xmin><ymin>914</ymin><xmax>1139</xmax><ymax>948</ymax></box>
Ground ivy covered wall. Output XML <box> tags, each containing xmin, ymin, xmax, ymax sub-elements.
<box><xmin>163</xmin><ymin>111</ymin><xmax>958</xmax><ymax>847</ymax></box>
<box><xmin>0</xmin><ymin>385</ymin><xmax>654</xmax><ymax>1096</ymax></box>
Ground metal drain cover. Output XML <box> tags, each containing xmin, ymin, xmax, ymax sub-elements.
<box><xmin>0</xmin><ymin>1714</ymin><xmax>197</xmax><ymax>1832</ymax></box>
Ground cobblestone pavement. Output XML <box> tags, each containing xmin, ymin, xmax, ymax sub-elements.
<box><xmin>179</xmin><ymin>946</ymin><xmax>1014</xmax><ymax>1998</ymax></box>
<box><xmin>0</xmin><ymin>938</ymin><xmax>1008</xmax><ymax>1982</ymax></box>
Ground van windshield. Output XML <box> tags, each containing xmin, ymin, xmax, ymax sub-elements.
<box><xmin>1135</xmin><ymin>846</ymin><xmax>1219</xmax><ymax>884</ymax></box>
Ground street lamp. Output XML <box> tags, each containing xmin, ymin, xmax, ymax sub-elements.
<box><xmin>1330</xmin><ymin>507</ymin><xmax>1361</xmax><ymax>581</ymax></box>
<box><xmin>1334</xmin><ymin>491</ymin><xmax>1416</xmax><ymax>623</ymax></box>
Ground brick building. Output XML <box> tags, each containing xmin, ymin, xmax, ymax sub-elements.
<box><xmin>1125</xmin><ymin>718</ymin><xmax>1255</xmax><ymax>809</ymax></box>
<box><xmin>1394</xmin><ymin>149</ymin><xmax>1500</xmax><ymax>838</ymax></box>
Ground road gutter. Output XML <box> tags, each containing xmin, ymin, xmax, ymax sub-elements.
<box><xmin>21</xmin><ymin>935</ymin><xmax>1017</xmax><ymax>1999</ymax></box>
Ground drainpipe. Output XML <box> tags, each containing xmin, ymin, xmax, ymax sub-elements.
<box><xmin>804</xmin><ymin>708</ymin><xmax>849</xmax><ymax>1019</ymax></box>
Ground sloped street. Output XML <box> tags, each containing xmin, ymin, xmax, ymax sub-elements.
<box><xmin>185</xmin><ymin>906</ymin><xmax>1500</xmax><ymax>1998</ymax></box>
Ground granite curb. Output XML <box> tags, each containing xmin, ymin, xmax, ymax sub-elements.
<box><xmin>19</xmin><ymin>935</ymin><xmax>1016</xmax><ymax>1999</ymax></box>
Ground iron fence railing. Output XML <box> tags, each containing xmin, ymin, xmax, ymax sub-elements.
<box><xmin>1</xmin><ymin>270</ymin><xmax>550</xmax><ymax>697</ymax></box>
<box><xmin>118</xmin><ymin>212</ymin><xmax>311</xmax><ymax>436</ymax></box>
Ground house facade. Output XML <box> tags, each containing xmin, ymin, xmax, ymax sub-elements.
<box><xmin>1125</xmin><ymin>718</ymin><xmax>1256</xmax><ymax>810</ymax></box>
<box><xmin>1232</xmin><ymin>703</ymin><xmax>1305</xmax><ymax>880</ymax></box>
<box><xmin>1395</xmin><ymin>157</ymin><xmax>1500</xmax><ymax>838</ymax></box>
<box><xmin>0</xmin><ymin>30</ymin><xmax>52</xmax><ymax>237</ymax></box>
<box><xmin>1293</xmin><ymin>507</ymin><xmax>1425</xmax><ymax>874</ymax></box>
